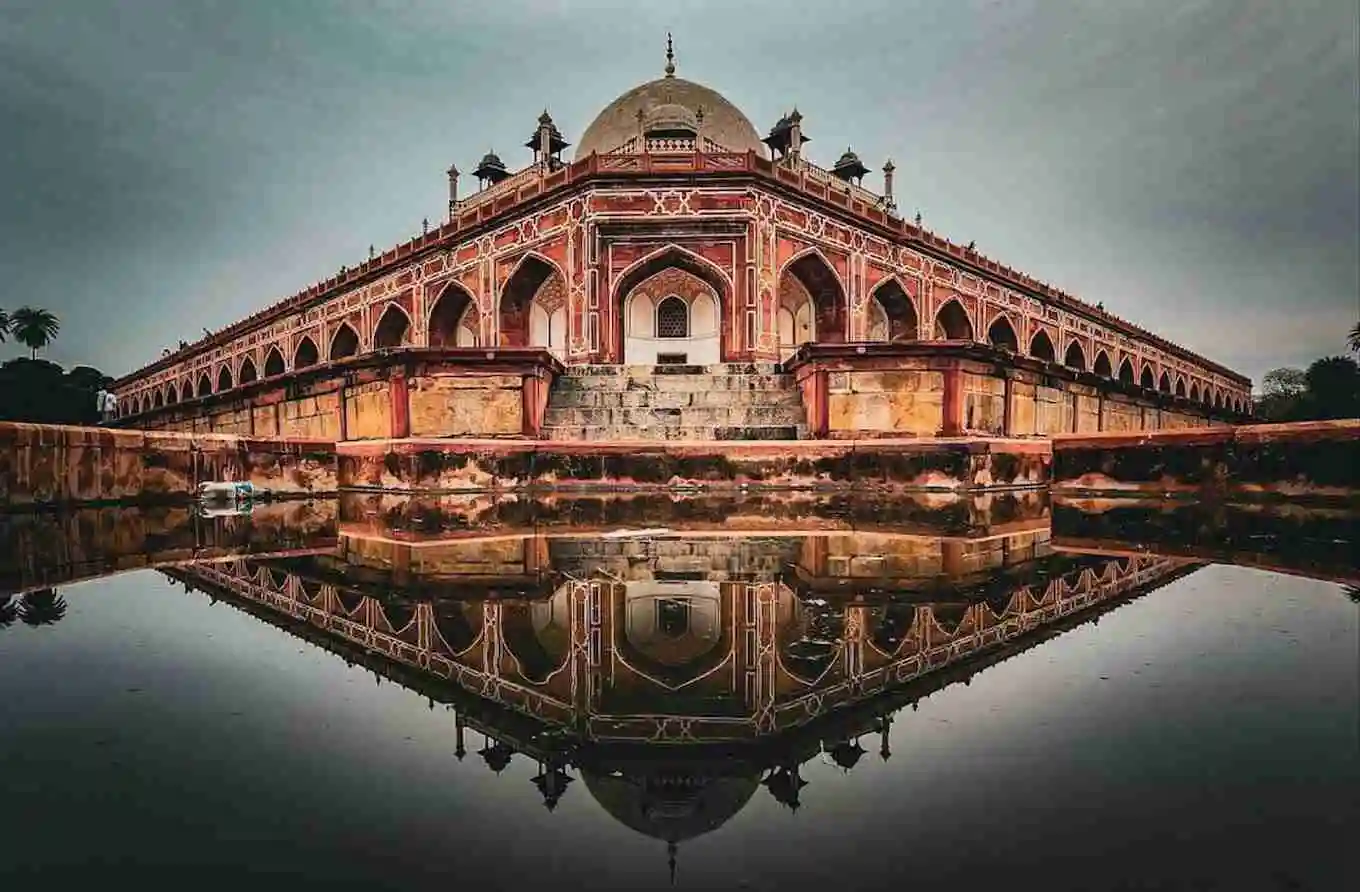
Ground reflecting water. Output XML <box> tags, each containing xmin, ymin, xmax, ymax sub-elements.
<box><xmin>1</xmin><ymin>493</ymin><xmax>1356</xmax><ymax>890</ymax></box>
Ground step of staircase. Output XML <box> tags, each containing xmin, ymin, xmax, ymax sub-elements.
<box><xmin>542</xmin><ymin>362</ymin><xmax>808</xmax><ymax>442</ymax></box>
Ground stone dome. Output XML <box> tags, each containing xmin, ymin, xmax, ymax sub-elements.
<box><xmin>575</xmin><ymin>76</ymin><xmax>768</xmax><ymax>159</ymax></box>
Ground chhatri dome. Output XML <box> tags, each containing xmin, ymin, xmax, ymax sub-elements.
<box><xmin>574</xmin><ymin>34</ymin><xmax>767</xmax><ymax>160</ymax></box>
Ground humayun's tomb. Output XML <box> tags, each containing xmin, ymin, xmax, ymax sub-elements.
<box><xmin>110</xmin><ymin>38</ymin><xmax>1252</xmax><ymax>460</ymax></box>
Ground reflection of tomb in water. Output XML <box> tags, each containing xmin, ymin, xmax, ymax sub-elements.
<box><xmin>163</xmin><ymin>526</ymin><xmax>1202</xmax><ymax>865</ymax></box>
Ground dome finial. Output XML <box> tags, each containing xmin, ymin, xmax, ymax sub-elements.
<box><xmin>664</xmin><ymin>32</ymin><xmax>676</xmax><ymax>77</ymax></box>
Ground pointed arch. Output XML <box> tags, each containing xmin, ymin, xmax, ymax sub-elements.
<box><xmin>373</xmin><ymin>304</ymin><xmax>411</xmax><ymax>350</ymax></box>
<box><xmin>1140</xmin><ymin>365</ymin><xmax>1156</xmax><ymax>389</ymax></box>
<box><xmin>1118</xmin><ymin>357</ymin><xmax>1135</xmax><ymax>385</ymax></box>
<box><xmin>1189</xmin><ymin>381</ymin><xmax>1201</xmax><ymax>403</ymax></box>
<box><xmin>329</xmin><ymin>322</ymin><xmax>360</xmax><ymax>361</ymax></box>
<box><xmin>779</xmin><ymin>248</ymin><xmax>848</xmax><ymax>344</ymax></box>
<box><xmin>868</xmin><ymin>277</ymin><xmax>917</xmax><ymax>342</ymax></box>
<box><xmin>216</xmin><ymin>365</ymin><xmax>233</xmax><ymax>392</ymax></box>
<box><xmin>1029</xmin><ymin>329</ymin><xmax>1056</xmax><ymax>362</ymax></box>
<box><xmin>1213</xmin><ymin>390</ymin><xmax>1224</xmax><ymax>410</ymax></box>
<box><xmin>1174</xmin><ymin>375</ymin><xmax>1187</xmax><ymax>398</ymax></box>
<box><xmin>987</xmin><ymin>314</ymin><xmax>1019</xmax><ymax>351</ymax></box>
<box><xmin>238</xmin><ymin>356</ymin><xmax>258</xmax><ymax>384</ymax></box>
<box><xmin>428</xmin><ymin>280</ymin><xmax>479</xmax><ymax>348</ymax></box>
<box><xmin>499</xmin><ymin>253</ymin><xmax>562</xmax><ymax>347</ymax></box>
<box><xmin>293</xmin><ymin>336</ymin><xmax>319</xmax><ymax>370</ymax></box>
<box><xmin>1158</xmin><ymin>370</ymin><xmax>1172</xmax><ymax>394</ymax></box>
<box><xmin>264</xmin><ymin>346</ymin><xmax>285</xmax><ymax>377</ymax></box>
<box><xmin>616</xmin><ymin>245</ymin><xmax>735</xmax><ymax>356</ymax></box>
<box><xmin>197</xmin><ymin>373</ymin><xmax>213</xmax><ymax>398</ymax></box>
<box><xmin>1093</xmin><ymin>350</ymin><xmax>1113</xmax><ymax>378</ymax></box>
<box><xmin>166</xmin><ymin>382</ymin><xmax>179</xmax><ymax>405</ymax></box>
<box><xmin>934</xmin><ymin>299</ymin><xmax>974</xmax><ymax>340</ymax></box>
<box><xmin>152</xmin><ymin>389</ymin><xmax>165</xmax><ymax>408</ymax></box>
<box><xmin>1063</xmin><ymin>340</ymin><xmax>1087</xmax><ymax>371</ymax></box>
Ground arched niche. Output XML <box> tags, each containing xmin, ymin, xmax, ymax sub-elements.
<box><xmin>987</xmin><ymin>315</ymin><xmax>1019</xmax><ymax>352</ymax></box>
<box><xmin>428</xmin><ymin>281</ymin><xmax>479</xmax><ymax>348</ymax></box>
<box><xmin>264</xmin><ymin>347</ymin><xmax>285</xmax><ymax>377</ymax></box>
<box><xmin>216</xmin><ymin>365</ymin><xmax>233</xmax><ymax>392</ymax></box>
<box><xmin>934</xmin><ymin>299</ymin><xmax>973</xmax><ymax>341</ymax></box>
<box><xmin>1158</xmin><ymin>370</ymin><xmax>1172</xmax><ymax>393</ymax></box>
<box><xmin>615</xmin><ymin>247</ymin><xmax>729</xmax><ymax>363</ymax></box>
<box><xmin>781</xmin><ymin>250</ymin><xmax>847</xmax><ymax>345</ymax></box>
<box><xmin>166</xmin><ymin>382</ymin><xmax>179</xmax><ymax>405</ymax></box>
<box><xmin>329</xmin><ymin>323</ymin><xmax>360</xmax><ymax>361</ymax></box>
<box><xmin>1118</xmin><ymin>358</ymin><xmax>1135</xmax><ymax>385</ymax></box>
<box><xmin>1175</xmin><ymin>376</ymin><xmax>1187</xmax><ymax>398</ymax></box>
<box><xmin>152</xmin><ymin>389</ymin><xmax>165</xmax><ymax>408</ymax></box>
<box><xmin>238</xmin><ymin>356</ymin><xmax>258</xmax><ymax>384</ymax></box>
<box><xmin>1064</xmin><ymin>340</ymin><xmax>1086</xmax><ymax>371</ymax></box>
<box><xmin>294</xmin><ymin>336</ymin><xmax>319</xmax><ymax>370</ymax></box>
<box><xmin>778</xmin><ymin>272</ymin><xmax>817</xmax><ymax>360</ymax></box>
<box><xmin>620</xmin><ymin>263</ymin><xmax>722</xmax><ymax>365</ymax></box>
<box><xmin>1030</xmin><ymin>329</ymin><xmax>1056</xmax><ymax>362</ymax></box>
<box><xmin>373</xmin><ymin>304</ymin><xmax>411</xmax><ymax>349</ymax></box>
<box><xmin>1189</xmin><ymin>382</ymin><xmax>1201</xmax><ymax>402</ymax></box>
<box><xmin>1093</xmin><ymin>350</ymin><xmax>1113</xmax><ymax>378</ymax></box>
<box><xmin>867</xmin><ymin>279</ymin><xmax>918</xmax><ymax>344</ymax></box>
<box><xmin>499</xmin><ymin>254</ymin><xmax>565</xmax><ymax>353</ymax></box>
<box><xmin>197</xmin><ymin>373</ymin><xmax>213</xmax><ymax>398</ymax></box>
<box><xmin>1140</xmin><ymin>366</ymin><xmax>1156</xmax><ymax>390</ymax></box>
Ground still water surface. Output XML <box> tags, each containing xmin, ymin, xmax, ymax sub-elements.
<box><xmin>1</xmin><ymin>494</ymin><xmax>1356</xmax><ymax>891</ymax></box>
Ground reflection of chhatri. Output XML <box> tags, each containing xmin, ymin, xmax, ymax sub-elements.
<box><xmin>167</xmin><ymin>526</ymin><xmax>1201</xmax><ymax>871</ymax></box>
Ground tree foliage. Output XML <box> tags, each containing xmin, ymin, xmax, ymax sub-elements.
<box><xmin>1254</xmin><ymin>356</ymin><xmax>1360</xmax><ymax>422</ymax></box>
<box><xmin>9</xmin><ymin>306</ymin><xmax>60</xmax><ymax>358</ymax></box>
<box><xmin>0</xmin><ymin>358</ymin><xmax>112</xmax><ymax>424</ymax></box>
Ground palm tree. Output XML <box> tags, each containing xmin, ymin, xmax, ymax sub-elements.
<box><xmin>1349</xmin><ymin>321</ymin><xmax>1360</xmax><ymax>354</ymax></box>
<box><xmin>19</xmin><ymin>588</ymin><xmax>67</xmax><ymax>626</ymax></box>
<box><xmin>0</xmin><ymin>308</ymin><xmax>9</xmax><ymax>343</ymax></box>
<box><xmin>9</xmin><ymin>306</ymin><xmax>60</xmax><ymax>359</ymax></box>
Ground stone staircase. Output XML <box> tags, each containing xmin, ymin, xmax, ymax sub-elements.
<box><xmin>542</xmin><ymin>363</ymin><xmax>808</xmax><ymax>441</ymax></box>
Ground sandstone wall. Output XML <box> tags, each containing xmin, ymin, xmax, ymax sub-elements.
<box><xmin>409</xmin><ymin>374</ymin><xmax>523</xmax><ymax>438</ymax></box>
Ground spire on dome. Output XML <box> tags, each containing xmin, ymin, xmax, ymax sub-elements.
<box><xmin>664</xmin><ymin>32</ymin><xmax>676</xmax><ymax>77</ymax></box>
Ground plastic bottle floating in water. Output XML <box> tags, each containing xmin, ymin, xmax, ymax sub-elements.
<box><xmin>195</xmin><ymin>481</ymin><xmax>261</xmax><ymax>502</ymax></box>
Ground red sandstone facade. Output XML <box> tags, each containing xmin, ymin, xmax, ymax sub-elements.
<box><xmin>111</xmin><ymin>49</ymin><xmax>1252</xmax><ymax>431</ymax></box>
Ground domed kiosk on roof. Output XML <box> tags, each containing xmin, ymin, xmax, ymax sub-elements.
<box><xmin>574</xmin><ymin>35</ymin><xmax>766</xmax><ymax>159</ymax></box>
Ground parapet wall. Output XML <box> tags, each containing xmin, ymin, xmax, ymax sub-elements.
<box><xmin>0</xmin><ymin>423</ymin><xmax>336</xmax><ymax>508</ymax></box>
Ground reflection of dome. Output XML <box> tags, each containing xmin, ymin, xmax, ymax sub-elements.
<box><xmin>582</xmin><ymin>767</ymin><xmax>759</xmax><ymax>844</ymax></box>
<box><xmin>575</xmin><ymin>77</ymin><xmax>767</xmax><ymax>159</ymax></box>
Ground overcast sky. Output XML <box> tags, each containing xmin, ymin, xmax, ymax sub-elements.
<box><xmin>2</xmin><ymin>0</ymin><xmax>1356</xmax><ymax>385</ymax></box>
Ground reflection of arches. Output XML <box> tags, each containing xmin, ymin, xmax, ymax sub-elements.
<box><xmin>373</xmin><ymin>305</ymin><xmax>411</xmax><ymax>349</ymax></box>
<box><xmin>502</xmin><ymin>599</ymin><xmax>570</xmax><ymax>683</ymax></box>
<box><xmin>238</xmin><ymin>356</ymin><xmax>258</xmax><ymax>384</ymax></box>
<box><xmin>1030</xmin><ymin>329</ymin><xmax>1056</xmax><ymax>362</ymax></box>
<box><xmin>216</xmin><ymin>366</ymin><xmax>233</xmax><ymax>392</ymax></box>
<box><xmin>1175</xmin><ymin>376</ymin><xmax>1186</xmax><ymax>398</ymax></box>
<box><xmin>868</xmin><ymin>603</ymin><xmax>916</xmax><ymax>657</ymax></box>
<box><xmin>1140</xmin><ymin>366</ymin><xmax>1156</xmax><ymax>390</ymax></box>
<box><xmin>934</xmin><ymin>299</ymin><xmax>973</xmax><ymax>340</ymax></box>
<box><xmin>1093</xmin><ymin>350</ymin><xmax>1113</xmax><ymax>378</ymax></box>
<box><xmin>197</xmin><ymin>373</ymin><xmax>213</xmax><ymax>398</ymax></box>
<box><xmin>776</xmin><ymin>591</ymin><xmax>845</xmax><ymax>685</ymax></box>
<box><xmin>294</xmin><ymin>336</ymin><xmax>319</xmax><ymax>369</ymax></box>
<box><xmin>781</xmin><ymin>250</ymin><xmax>847</xmax><ymax>344</ymax></box>
<box><xmin>867</xmin><ymin>278</ymin><xmax>918</xmax><ymax>343</ymax></box>
<box><xmin>166</xmin><ymin>382</ymin><xmax>178</xmax><ymax>405</ymax></box>
<box><xmin>1158</xmin><ymin>370</ymin><xmax>1171</xmax><ymax>393</ymax></box>
<box><xmin>329</xmin><ymin>323</ymin><xmax>360</xmax><ymax>360</ymax></box>
<box><xmin>264</xmin><ymin>347</ymin><xmax>285</xmax><ymax>377</ymax></box>
<box><xmin>433</xmin><ymin>601</ymin><xmax>483</xmax><ymax>656</ymax></box>
<box><xmin>1118</xmin><ymin>357</ymin><xmax>1135</xmax><ymax>385</ymax></box>
<box><xmin>987</xmin><ymin>315</ymin><xmax>1019</xmax><ymax>351</ymax></box>
<box><xmin>428</xmin><ymin>281</ymin><xmax>479</xmax><ymax>348</ymax></box>
<box><xmin>1064</xmin><ymin>340</ymin><xmax>1086</xmax><ymax>371</ymax></box>
<box><xmin>615</xmin><ymin>582</ymin><xmax>730</xmax><ymax>689</ymax></box>
<box><xmin>616</xmin><ymin>246</ymin><xmax>730</xmax><ymax>361</ymax></box>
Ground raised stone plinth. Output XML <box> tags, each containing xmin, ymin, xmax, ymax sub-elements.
<box><xmin>1051</xmin><ymin>420</ymin><xmax>1360</xmax><ymax>500</ymax></box>
<box><xmin>337</xmin><ymin>437</ymin><xmax>1051</xmax><ymax>493</ymax></box>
